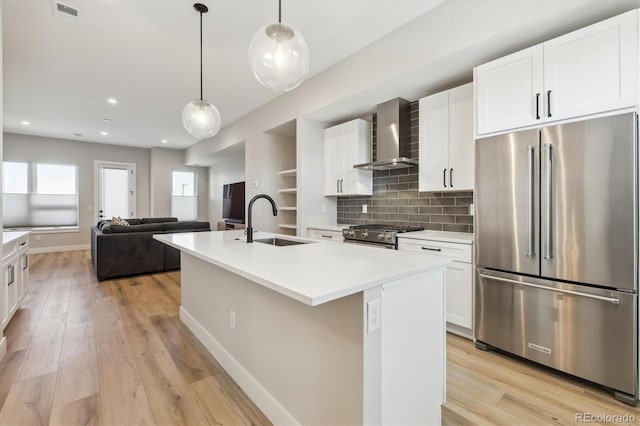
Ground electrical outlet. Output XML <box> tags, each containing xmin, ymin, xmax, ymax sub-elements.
<box><xmin>229</xmin><ymin>310</ymin><xmax>236</xmax><ymax>330</ymax></box>
<box><xmin>35</xmin><ymin>235</ymin><xmax>42</xmax><ymax>241</ymax></box>
<box><xmin>321</xmin><ymin>204</ymin><xmax>326</xmax><ymax>214</ymax></box>
<box><xmin>362</xmin><ymin>204</ymin><xmax>368</xmax><ymax>214</ymax></box>
<box><xmin>252</xmin><ymin>180</ymin><xmax>259</xmax><ymax>188</ymax></box>
<box><xmin>88</xmin><ymin>205</ymin><xmax>94</xmax><ymax>211</ymax></box>
<box><xmin>367</xmin><ymin>298</ymin><xmax>381</xmax><ymax>333</ymax></box>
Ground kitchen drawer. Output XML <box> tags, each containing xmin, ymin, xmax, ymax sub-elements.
<box><xmin>398</xmin><ymin>238</ymin><xmax>471</xmax><ymax>263</ymax></box>
<box><xmin>309</xmin><ymin>230</ymin><xmax>344</xmax><ymax>242</ymax></box>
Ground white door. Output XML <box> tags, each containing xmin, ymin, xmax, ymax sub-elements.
<box><xmin>475</xmin><ymin>44</ymin><xmax>544</xmax><ymax>136</ymax></box>
<box><xmin>445</xmin><ymin>261</ymin><xmax>472</xmax><ymax>329</ymax></box>
<box><xmin>447</xmin><ymin>83</ymin><xmax>474</xmax><ymax>191</ymax></box>
<box><xmin>419</xmin><ymin>91</ymin><xmax>449</xmax><ymax>192</ymax></box>
<box><xmin>323</xmin><ymin>128</ymin><xmax>342</xmax><ymax>196</ymax></box>
<box><xmin>543</xmin><ymin>10</ymin><xmax>638</xmax><ymax>122</ymax></box>
<box><xmin>96</xmin><ymin>162</ymin><xmax>136</xmax><ymax>221</ymax></box>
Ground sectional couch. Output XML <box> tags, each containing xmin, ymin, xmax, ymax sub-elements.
<box><xmin>91</xmin><ymin>217</ymin><xmax>210</xmax><ymax>280</ymax></box>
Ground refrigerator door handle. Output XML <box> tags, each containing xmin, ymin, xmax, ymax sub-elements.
<box><xmin>478</xmin><ymin>274</ymin><xmax>620</xmax><ymax>304</ymax></box>
<box><xmin>544</xmin><ymin>142</ymin><xmax>553</xmax><ymax>260</ymax></box>
<box><xmin>527</xmin><ymin>145</ymin><xmax>535</xmax><ymax>258</ymax></box>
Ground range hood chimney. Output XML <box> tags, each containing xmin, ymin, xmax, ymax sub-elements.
<box><xmin>354</xmin><ymin>98</ymin><xmax>417</xmax><ymax>170</ymax></box>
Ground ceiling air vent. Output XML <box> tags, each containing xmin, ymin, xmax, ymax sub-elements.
<box><xmin>52</xmin><ymin>1</ymin><xmax>79</xmax><ymax>21</ymax></box>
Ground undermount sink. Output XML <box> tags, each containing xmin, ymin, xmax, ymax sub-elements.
<box><xmin>254</xmin><ymin>237</ymin><xmax>311</xmax><ymax>247</ymax></box>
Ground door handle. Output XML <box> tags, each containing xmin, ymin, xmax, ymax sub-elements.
<box><xmin>526</xmin><ymin>145</ymin><xmax>535</xmax><ymax>258</ymax></box>
<box><xmin>336</xmin><ymin>179</ymin><xmax>339</xmax><ymax>193</ymax></box>
<box><xmin>535</xmin><ymin>93</ymin><xmax>540</xmax><ymax>120</ymax></box>
<box><xmin>544</xmin><ymin>143</ymin><xmax>553</xmax><ymax>260</ymax></box>
<box><xmin>546</xmin><ymin>90</ymin><xmax>552</xmax><ymax>118</ymax></box>
<box><xmin>443</xmin><ymin>169</ymin><xmax>447</xmax><ymax>188</ymax></box>
<box><xmin>340</xmin><ymin>179</ymin><xmax>343</xmax><ymax>193</ymax></box>
<box><xmin>7</xmin><ymin>265</ymin><xmax>14</xmax><ymax>286</ymax></box>
<box><xmin>479</xmin><ymin>274</ymin><xmax>620</xmax><ymax>304</ymax></box>
<box><xmin>449</xmin><ymin>168</ymin><xmax>453</xmax><ymax>188</ymax></box>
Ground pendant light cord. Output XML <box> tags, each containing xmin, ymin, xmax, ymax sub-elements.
<box><xmin>199</xmin><ymin>10</ymin><xmax>203</xmax><ymax>101</ymax></box>
<box><xmin>278</xmin><ymin>0</ymin><xmax>281</xmax><ymax>23</ymax></box>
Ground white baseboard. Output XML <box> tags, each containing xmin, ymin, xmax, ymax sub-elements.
<box><xmin>179</xmin><ymin>306</ymin><xmax>299</xmax><ymax>426</ymax></box>
<box><xmin>0</xmin><ymin>336</ymin><xmax>6</xmax><ymax>362</ymax></box>
<box><xmin>29</xmin><ymin>244</ymin><xmax>90</xmax><ymax>254</ymax></box>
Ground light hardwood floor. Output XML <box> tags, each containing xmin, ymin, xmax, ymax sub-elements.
<box><xmin>0</xmin><ymin>250</ymin><xmax>638</xmax><ymax>425</ymax></box>
<box><xmin>0</xmin><ymin>250</ymin><xmax>271</xmax><ymax>426</ymax></box>
<box><xmin>444</xmin><ymin>334</ymin><xmax>640</xmax><ymax>425</ymax></box>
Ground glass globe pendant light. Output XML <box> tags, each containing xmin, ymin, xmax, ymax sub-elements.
<box><xmin>248</xmin><ymin>0</ymin><xmax>310</xmax><ymax>92</ymax></box>
<box><xmin>182</xmin><ymin>3</ymin><xmax>221</xmax><ymax>139</ymax></box>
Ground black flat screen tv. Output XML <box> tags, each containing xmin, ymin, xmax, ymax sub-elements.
<box><xmin>222</xmin><ymin>181</ymin><xmax>245</xmax><ymax>224</ymax></box>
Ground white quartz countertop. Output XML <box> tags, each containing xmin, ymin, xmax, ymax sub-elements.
<box><xmin>307</xmin><ymin>224</ymin><xmax>350</xmax><ymax>232</ymax></box>
<box><xmin>155</xmin><ymin>230</ymin><xmax>451</xmax><ymax>306</ymax></box>
<box><xmin>398</xmin><ymin>230</ymin><xmax>474</xmax><ymax>245</ymax></box>
<box><xmin>3</xmin><ymin>231</ymin><xmax>30</xmax><ymax>245</ymax></box>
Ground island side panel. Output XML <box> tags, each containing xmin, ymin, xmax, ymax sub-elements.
<box><xmin>380</xmin><ymin>268</ymin><xmax>446</xmax><ymax>425</ymax></box>
<box><xmin>180</xmin><ymin>252</ymin><xmax>364</xmax><ymax>426</ymax></box>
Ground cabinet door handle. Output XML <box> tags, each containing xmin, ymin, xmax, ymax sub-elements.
<box><xmin>443</xmin><ymin>169</ymin><xmax>447</xmax><ymax>188</ymax></box>
<box><xmin>535</xmin><ymin>93</ymin><xmax>541</xmax><ymax>120</ymax></box>
<box><xmin>422</xmin><ymin>247</ymin><xmax>442</xmax><ymax>252</ymax></box>
<box><xmin>23</xmin><ymin>254</ymin><xmax>29</xmax><ymax>271</ymax></box>
<box><xmin>321</xmin><ymin>234</ymin><xmax>333</xmax><ymax>239</ymax></box>
<box><xmin>546</xmin><ymin>90</ymin><xmax>552</xmax><ymax>118</ymax></box>
<box><xmin>7</xmin><ymin>265</ymin><xmax>15</xmax><ymax>286</ymax></box>
<box><xmin>336</xmin><ymin>179</ymin><xmax>339</xmax><ymax>193</ymax></box>
<box><xmin>340</xmin><ymin>179</ymin><xmax>344</xmax><ymax>193</ymax></box>
<box><xmin>449</xmin><ymin>168</ymin><xmax>453</xmax><ymax>188</ymax></box>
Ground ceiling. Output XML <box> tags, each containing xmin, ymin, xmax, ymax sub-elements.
<box><xmin>3</xmin><ymin>0</ymin><xmax>442</xmax><ymax>149</ymax></box>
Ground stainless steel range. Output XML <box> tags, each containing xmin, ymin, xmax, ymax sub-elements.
<box><xmin>343</xmin><ymin>224</ymin><xmax>423</xmax><ymax>249</ymax></box>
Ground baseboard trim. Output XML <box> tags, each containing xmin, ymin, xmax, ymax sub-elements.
<box><xmin>29</xmin><ymin>244</ymin><xmax>90</xmax><ymax>254</ymax></box>
<box><xmin>0</xmin><ymin>337</ymin><xmax>6</xmax><ymax>362</ymax></box>
<box><xmin>179</xmin><ymin>306</ymin><xmax>299</xmax><ymax>426</ymax></box>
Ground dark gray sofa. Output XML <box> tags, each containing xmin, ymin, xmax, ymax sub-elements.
<box><xmin>91</xmin><ymin>217</ymin><xmax>210</xmax><ymax>280</ymax></box>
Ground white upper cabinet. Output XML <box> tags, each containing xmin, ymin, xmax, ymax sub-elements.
<box><xmin>544</xmin><ymin>10</ymin><xmax>638</xmax><ymax>122</ymax></box>
<box><xmin>475</xmin><ymin>9</ymin><xmax>638</xmax><ymax>136</ymax></box>
<box><xmin>323</xmin><ymin>119</ymin><xmax>372</xmax><ymax>196</ymax></box>
<box><xmin>475</xmin><ymin>46</ymin><xmax>544</xmax><ymax>135</ymax></box>
<box><xmin>419</xmin><ymin>83</ymin><xmax>473</xmax><ymax>192</ymax></box>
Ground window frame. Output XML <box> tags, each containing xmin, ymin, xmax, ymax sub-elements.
<box><xmin>2</xmin><ymin>161</ymin><xmax>80</xmax><ymax>232</ymax></box>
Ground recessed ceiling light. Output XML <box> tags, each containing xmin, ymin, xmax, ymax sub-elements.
<box><xmin>161</xmin><ymin>139</ymin><xmax>168</xmax><ymax>144</ymax></box>
<box><xmin>21</xmin><ymin>120</ymin><xmax>30</xmax><ymax>125</ymax></box>
<box><xmin>100</xmin><ymin>131</ymin><xmax>108</xmax><ymax>136</ymax></box>
<box><xmin>107</xmin><ymin>98</ymin><xmax>118</xmax><ymax>104</ymax></box>
<box><xmin>102</xmin><ymin>118</ymin><xmax>112</xmax><ymax>122</ymax></box>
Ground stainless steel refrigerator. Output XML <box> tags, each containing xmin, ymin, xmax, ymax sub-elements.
<box><xmin>475</xmin><ymin>112</ymin><xmax>638</xmax><ymax>404</ymax></box>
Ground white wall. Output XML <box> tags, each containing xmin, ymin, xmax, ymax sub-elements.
<box><xmin>3</xmin><ymin>133</ymin><xmax>151</xmax><ymax>250</ymax></box>
<box><xmin>150</xmin><ymin>147</ymin><xmax>208</xmax><ymax>221</ymax></box>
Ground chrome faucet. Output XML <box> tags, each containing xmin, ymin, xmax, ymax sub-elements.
<box><xmin>246</xmin><ymin>194</ymin><xmax>278</xmax><ymax>243</ymax></box>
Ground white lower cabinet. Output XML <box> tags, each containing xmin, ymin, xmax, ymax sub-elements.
<box><xmin>398</xmin><ymin>236</ymin><xmax>473</xmax><ymax>336</ymax></box>
<box><xmin>308</xmin><ymin>229</ymin><xmax>344</xmax><ymax>242</ymax></box>
<box><xmin>2</xmin><ymin>233</ymin><xmax>30</xmax><ymax>329</ymax></box>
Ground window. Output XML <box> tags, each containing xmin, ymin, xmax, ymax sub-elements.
<box><xmin>2</xmin><ymin>162</ymin><xmax>79</xmax><ymax>229</ymax></box>
<box><xmin>171</xmin><ymin>171</ymin><xmax>197</xmax><ymax>221</ymax></box>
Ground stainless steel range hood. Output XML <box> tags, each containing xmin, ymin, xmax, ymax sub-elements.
<box><xmin>354</xmin><ymin>98</ymin><xmax>418</xmax><ymax>170</ymax></box>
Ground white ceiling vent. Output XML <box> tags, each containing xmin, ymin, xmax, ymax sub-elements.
<box><xmin>52</xmin><ymin>1</ymin><xmax>79</xmax><ymax>22</ymax></box>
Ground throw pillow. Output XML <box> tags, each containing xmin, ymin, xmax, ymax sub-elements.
<box><xmin>111</xmin><ymin>216</ymin><xmax>130</xmax><ymax>226</ymax></box>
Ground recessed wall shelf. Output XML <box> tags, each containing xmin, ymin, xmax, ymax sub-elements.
<box><xmin>278</xmin><ymin>224</ymin><xmax>297</xmax><ymax>229</ymax></box>
<box><xmin>278</xmin><ymin>168</ymin><xmax>297</xmax><ymax>177</ymax></box>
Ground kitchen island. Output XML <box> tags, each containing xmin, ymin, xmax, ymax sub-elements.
<box><xmin>154</xmin><ymin>230</ymin><xmax>451</xmax><ymax>425</ymax></box>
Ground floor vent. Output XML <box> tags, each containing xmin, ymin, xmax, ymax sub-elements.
<box><xmin>52</xmin><ymin>1</ymin><xmax>79</xmax><ymax>21</ymax></box>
